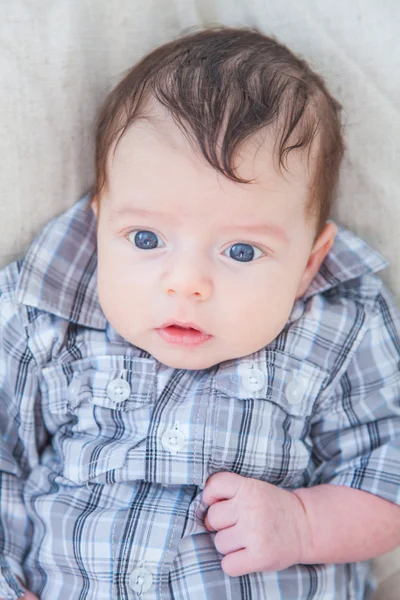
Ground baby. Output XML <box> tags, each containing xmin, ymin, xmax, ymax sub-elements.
<box><xmin>1</xmin><ymin>26</ymin><xmax>400</xmax><ymax>600</ymax></box>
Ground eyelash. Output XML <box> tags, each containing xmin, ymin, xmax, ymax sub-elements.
<box><xmin>125</xmin><ymin>229</ymin><xmax>269</xmax><ymax>262</ymax></box>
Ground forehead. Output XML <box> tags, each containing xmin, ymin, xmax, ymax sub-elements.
<box><xmin>107</xmin><ymin>108</ymin><xmax>312</xmax><ymax>224</ymax></box>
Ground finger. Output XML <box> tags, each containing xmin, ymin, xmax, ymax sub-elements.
<box><xmin>202</xmin><ymin>472</ymin><xmax>243</xmax><ymax>506</ymax></box>
<box><xmin>205</xmin><ymin>500</ymin><xmax>237</xmax><ymax>531</ymax></box>
<box><xmin>204</xmin><ymin>512</ymin><xmax>214</xmax><ymax>531</ymax></box>
<box><xmin>221</xmin><ymin>549</ymin><xmax>253</xmax><ymax>577</ymax></box>
<box><xmin>214</xmin><ymin>526</ymin><xmax>245</xmax><ymax>556</ymax></box>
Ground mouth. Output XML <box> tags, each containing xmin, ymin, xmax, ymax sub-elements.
<box><xmin>155</xmin><ymin>321</ymin><xmax>212</xmax><ymax>347</ymax></box>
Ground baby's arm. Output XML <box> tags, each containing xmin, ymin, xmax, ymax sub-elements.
<box><xmin>293</xmin><ymin>483</ymin><xmax>400</xmax><ymax>564</ymax></box>
<box><xmin>203</xmin><ymin>472</ymin><xmax>400</xmax><ymax>576</ymax></box>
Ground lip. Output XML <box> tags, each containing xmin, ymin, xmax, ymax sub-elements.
<box><xmin>155</xmin><ymin>320</ymin><xmax>212</xmax><ymax>347</ymax></box>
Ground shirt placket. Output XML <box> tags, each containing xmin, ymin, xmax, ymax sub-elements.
<box><xmin>112</xmin><ymin>484</ymin><xmax>196</xmax><ymax>600</ymax></box>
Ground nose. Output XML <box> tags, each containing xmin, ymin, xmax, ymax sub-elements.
<box><xmin>162</xmin><ymin>256</ymin><xmax>213</xmax><ymax>301</ymax></box>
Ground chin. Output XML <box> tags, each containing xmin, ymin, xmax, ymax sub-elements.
<box><xmin>151</xmin><ymin>347</ymin><xmax>221</xmax><ymax>371</ymax></box>
<box><xmin>157</xmin><ymin>354</ymin><xmax>216</xmax><ymax>371</ymax></box>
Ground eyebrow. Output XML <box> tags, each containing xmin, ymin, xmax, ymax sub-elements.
<box><xmin>111</xmin><ymin>207</ymin><xmax>288</xmax><ymax>243</ymax></box>
<box><xmin>222</xmin><ymin>223</ymin><xmax>289</xmax><ymax>243</ymax></box>
<box><xmin>109</xmin><ymin>207</ymin><xmax>174</xmax><ymax>222</ymax></box>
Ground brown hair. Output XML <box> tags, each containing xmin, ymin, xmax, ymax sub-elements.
<box><xmin>94</xmin><ymin>26</ymin><xmax>344</xmax><ymax>235</ymax></box>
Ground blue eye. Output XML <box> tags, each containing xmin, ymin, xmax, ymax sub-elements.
<box><xmin>225</xmin><ymin>243</ymin><xmax>264</xmax><ymax>262</ymax></box>
<box><xmin>128</xmin><ymin>230</ymin><xmax>162</xmax><ymax>250</ymax></box>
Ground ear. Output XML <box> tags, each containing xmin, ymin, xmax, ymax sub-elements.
<box><xmin>295</xmin><ymin>221</ymin><xmax>337</xmax><ymax>299</ymax></box>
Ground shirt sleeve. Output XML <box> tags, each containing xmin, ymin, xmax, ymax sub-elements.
<box><xmin>309</xmin><ymin>287</ymin><xmax>400</xmax><ymax>505</ymax></box>
<box><xmin>0</xmin><ymin>290</ymin><xmax>45</xmax><ymax>599</ymax></box>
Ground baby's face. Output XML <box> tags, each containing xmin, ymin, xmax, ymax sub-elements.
<box><xmin>94</xmin><ymin>109</ymin><xmax>331</xmax><ymax>369</ymax></box>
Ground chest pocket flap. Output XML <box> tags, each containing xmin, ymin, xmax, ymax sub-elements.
<box><xmin>211</xmin><ymin>351</ymin><xmax>328</xmax><ymax>486</ymax></box>
<box><xmin>214</xmin><ymin>350</ymin><xmax>327</xmax><ymax>416</ymax></box>
<box><xmin>41</xmin><ymin>355</ymin><xmax>156</xmax><ymax>484</ymax></box>
<box><xmin>42</xmin><ymin>355</ymin><xmax>156</xmax><ymax>415</ymax></box>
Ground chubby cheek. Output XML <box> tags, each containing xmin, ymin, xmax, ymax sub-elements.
<box><xmin>96</xmin><ymin>248</ymin><xmax>149</xmax><ymax>339</ymax></box>
<box><xmin>97</xmin><ymin>270</ymin><xmax>130</xmax><ymax>335</ymax></box>
<box><xmin>227</xmin><ymin>274</ymin><xmax>298</xmax><ymax>351</ymax></box>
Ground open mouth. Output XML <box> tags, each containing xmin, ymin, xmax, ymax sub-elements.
<box><xmin>156</xmin><ymin>322</ymin><xmax>212</xmax><ymax>347</ymax></box>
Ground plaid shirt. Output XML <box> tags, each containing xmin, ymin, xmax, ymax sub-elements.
<box><xmin>0</xmin><ymin>196</ymin><xmax>399</xmax><ymax>600</ymax></box>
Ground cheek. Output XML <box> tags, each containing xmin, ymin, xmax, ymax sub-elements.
<box><xmin>97</xmin><ymin>271</ymin><xmax>131</xmax><ymax>329</ymax></box>
<box><xmin>97</xmin><ymin>273</ymin><xmax>153</xmax><ymax>344</ymax></box>
<box><xmin>96</xmin><ymin>242</ymin><xmax>150</xmax><ymax>328</ymax></box>
<box><xmin>224</xmin><ymin>266</ymin><xmax>299</xmax><ymax>340</ymax></box>
<box><xmin>97</xmin><ymin>234</ymin><xmax>151</xmax><ymax>289</ymax></box>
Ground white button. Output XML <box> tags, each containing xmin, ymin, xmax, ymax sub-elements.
<box><xmin>161</xmin><ymin>427</ymin><xmax>186</xmax><ymax>454</ymax></box>
<box><xmin>240</xmin><ymin>367</ymin><xmax>265</xmax><ymax>392</ymax></box>
<box><xmin>129</xmin><ymin>566</ymin><xmax>153</xmax><ymax>593</ymax></box>
<box><xmin>285</xmin><ymin>378</ymin><xmax>307</xmax><ymax>405</ymax></box>
<box><xmin>107</xmin><ymin>379</ymin><xmax>131</xmax><ymax>402</ymax></box>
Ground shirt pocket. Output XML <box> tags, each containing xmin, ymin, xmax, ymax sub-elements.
<box><xmin>41</xmin><ymin>355</ymin><xmax>156</xmax><ymax>484</ymax></box>
<box><xmin>210</xmin><ymin>351</ymin><xmax>328</xmax><ymax>488</ymax></box>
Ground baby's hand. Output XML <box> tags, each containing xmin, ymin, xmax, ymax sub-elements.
<box><xmin>202</xmin><ymin>472</ymin><xmax>311</xmax><ymax>577</ymax></box>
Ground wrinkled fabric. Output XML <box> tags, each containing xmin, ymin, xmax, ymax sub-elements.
<box><xmin>0</xmin><ymin>196</ymin><xmax>399</xmax><ymax>599</ymax></box>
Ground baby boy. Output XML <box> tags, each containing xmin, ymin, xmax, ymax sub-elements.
<box><xmin>1</xmin><ymin>26</ymin><xmax>400</xmax><ymax>600</ymax></box>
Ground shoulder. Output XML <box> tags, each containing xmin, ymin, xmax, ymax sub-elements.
<box><xmin>281</xmin><ymin>254</ymin><xmax>398</xmax><ymax>393</ymax></box>
<box><xmin>301</xmin><ymin>223</ymin><xmax>396</xmax><ymax>345</ymax></box>
<box><xmin>0</xmin><ymin>259</ymin><xmax>30</xmax><ymax>325</ymax></box>
<box><xmin>1</xmin><ymin>195</ymin><xmax>105</xmax><ymax>329</ymax></box>
<box><xmin>0</xmin><ymin>259</ymin><xmax>21</xmax><ymax>300</ymax></box>
<box><xmin>0</xmin><ymin>260</ymin><xmax>36</xmax><ymax>373</ymax></box>
<box><xmin>311</xmin><ymin>267</ymin><xmax>398</xmax><ymax>336</ymax></box>
<box><xmin>0</xmin><ymin>195</ymin><xmax>105</xmax><ymax>364</ymax></box>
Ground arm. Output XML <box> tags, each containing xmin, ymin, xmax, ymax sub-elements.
<box><xmin>293</xmin><ymin>484</ymin><xmax>400</xmax><ymax>565</ymax></box>
<box><xmin>203</xmin><ymin>288</ymin><xmax>400</xmax><ymax>576</ymax></box>
<box><xmin>302</xmin><ymin>288</ymin><xmax>400</xmax><ymax>562</ymax></box>
<box><xmin>0</xmin><ymin>281</ymin><xmax>44</xmax><ymax>599</ymax></box>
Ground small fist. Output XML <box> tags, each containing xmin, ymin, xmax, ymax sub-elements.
<box><xmin>202</xmin><ymin>472</ymin><xmax>310</xmax><ymax>577</ymax></box>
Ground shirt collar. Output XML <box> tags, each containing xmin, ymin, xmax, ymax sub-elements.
<box><xmin>303</xmin><ymin>224</ymin><xmax>388</xmax><ymax>300</ymax></box>
<box><xmin>16</xmin><ymin>195</ymin><xmax>388</xmax><ymax>329</ymax></box>
<box><xmin>16</xmin><ymin>194</ymin><xmax>107</xmax><ymax>329</ymax></box>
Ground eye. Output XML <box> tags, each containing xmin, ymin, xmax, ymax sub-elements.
<box><xmin>224</xmin><ymin>243</ymin><xmax>265</xmax><ymax>262</ymax></box>
<box><xmin>127</xmin><ymin>230</ymin><xmax>164</xmax><ymax>250</ymax></box>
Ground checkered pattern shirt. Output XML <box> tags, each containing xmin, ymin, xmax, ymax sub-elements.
<box><xmin>0</xmin><ymin>196</ymin><xmax>399</xmax><ymax>600</ymax></box>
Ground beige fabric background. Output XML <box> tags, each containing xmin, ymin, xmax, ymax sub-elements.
<box><xmin>0</xmin><ymin>1</ymin><xmax>399</xmax><ymax>597</ymax></box>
